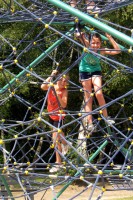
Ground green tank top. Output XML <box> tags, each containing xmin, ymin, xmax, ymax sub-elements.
<box><xmin>79</xmin><ymin>51</ymin><xmax>101</xmax><ymax>73</ymax></box>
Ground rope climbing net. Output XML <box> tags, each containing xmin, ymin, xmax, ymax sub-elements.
<box><xmin>0</xmin><ymin>0</ymin><xmax>133</xmax><ymax>199</ymax></box>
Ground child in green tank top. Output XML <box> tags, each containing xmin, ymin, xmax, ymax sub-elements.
<box><xmin>75</xmin><ymin>31</ymin><xmax>121</xmax><ymax>131</ymax></box>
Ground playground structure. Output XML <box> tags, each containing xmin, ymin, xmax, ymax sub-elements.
<box><xmin>0</xmin><ymin>0</ymin><xmax>133</xmax><ymax>199</ymax></box>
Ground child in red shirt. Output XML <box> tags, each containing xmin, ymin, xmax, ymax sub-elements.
<box><xmin>41</xmin><ymin>70</ymin><xmax>69</xmax><ymax>172</ymax></box>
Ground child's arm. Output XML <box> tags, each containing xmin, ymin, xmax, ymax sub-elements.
<box><xmin>102</xmin><ymin>33</ymin><xmax>121</xmax><ymax>55</ymax></box>
<box><xmin>75</xmin><ymin>32</ymin><xmax>89</xmax><ymax>47</ymax></box>
<box><xmin>57</xmin><ymin>89</ymin><xmax>68</xmax><ymax>108</ymax></box>
<box><xmin>41</xmin><ymin>70</ymin><xmax>58</xmax><ymax>91</ymax></box>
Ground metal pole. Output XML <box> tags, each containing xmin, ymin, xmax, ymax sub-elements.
<box><xmin>47</xmin><ymin>0</ymin><xmax>133</xmax><ymax>46</ymax></box>
<box><xmin>52</xmin><ymin>140</ymin><xmax>108</xmax><ymax>200</ymax></box>
<box><xmin>0</xmin><ymin>173</ymin><xmax>14</xmax><ymax>200</ymax></box>
<box><xmin>0</xmin><ymin>28</ymin><xmax>74</xmax><ymax>94</ymax></box>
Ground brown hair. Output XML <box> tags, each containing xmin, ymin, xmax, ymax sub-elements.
<box><xmin>56</xmin><ymin>73</ymin><xmax>70</xmax><ymax>83</ymax></box>
<box><xmin>89</xmin><ymin>33</ymin><xmax>102</xmax><ymax>42</ymax></box>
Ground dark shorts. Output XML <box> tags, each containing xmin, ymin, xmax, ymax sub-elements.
<box><xmin>49</xmin><ymin>117</ymin><xmax>64</xmax><ymax>128</ymax></box>
<box><xmin>79</xmin><ymin>71</ymin><xmax>102</xmax><ymax>81</ymax></box>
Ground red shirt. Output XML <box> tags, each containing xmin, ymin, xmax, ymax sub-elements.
<box><xmin>47</xmin><ymin>88</ymin><xmax>65</xmax><ymax>121</ymax></box>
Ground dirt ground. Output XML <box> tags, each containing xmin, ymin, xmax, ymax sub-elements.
<box><xmin>12</xmin><ymin>184</ymin><xmax>133</xmax><ymax>200</ymax></box>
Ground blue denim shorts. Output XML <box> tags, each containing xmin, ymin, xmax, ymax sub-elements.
<box><xmin>79</xmin><ymin>71</ymin><xmax>102</xmax><ymax>81</ymax></box>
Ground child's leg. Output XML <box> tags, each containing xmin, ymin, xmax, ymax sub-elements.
<box><xmin>59</xmin><ymin>131</ymin><xmax>67</xmax><ymax>145</ymax></box>
<box><xmin>85</xmin><ymin>0</ymin><xmax>95</xmax><ymax>9</ymax></box>
<box><xmin>52</xmin><ymin>131</ymin><xmax>62</xmax><ymax>164</ymax></box>
<box><xmin>55</xmin><ymin>144</ymin><xmax>62</xmax><ymax>164</ymax></box>
<box><xmin>70</xmin><ymin>0</ymin><xmax>77</xmax><ymax>7</ymax></box>
<box><xmin>85</xmin><ymin>0</ymin><xmax>100</xmax><ymax>13</ymax></box>
<box><xmin>81</xmin><ymin>79</ymin><xmax>93</xmax><ymax>124</ymax></box>
<box><xmin>92</xmin><ymin>76</ymin><xmax>108</xmax><ymax>117</ymax></box>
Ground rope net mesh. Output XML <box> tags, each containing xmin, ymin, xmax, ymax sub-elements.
<box><xmin>0</xmin><ymin>0</ymin><xmax>133</xmax><ymax>199</ymax></box>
